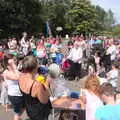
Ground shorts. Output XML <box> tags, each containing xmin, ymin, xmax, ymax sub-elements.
<box><xmin>8</xmin><ymin>95</ymin><xmax>25</xmax><ymax>114</ymax></box>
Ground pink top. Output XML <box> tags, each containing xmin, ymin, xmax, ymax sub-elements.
<box><xmin>85</xmin><ymin>90</ymin><xmax>103</xmax><ymax>120</ymax></box>
<box><xmin>94</xmin><ymin>56</ymin><xmax>100</xmax><ymax>65</ymax></box>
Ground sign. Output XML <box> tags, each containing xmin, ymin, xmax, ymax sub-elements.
<box><xmin>56</xmin><ymin>27</ymin><xmax>63</xmax><ymax>31</ymax></box>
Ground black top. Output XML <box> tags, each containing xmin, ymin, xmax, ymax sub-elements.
<box><xmin>21</xmin><ymin>81</ymin><xmax>52</xmax><ymax>120</ymax></box>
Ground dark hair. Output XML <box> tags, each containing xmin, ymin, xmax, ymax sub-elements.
<box><xmin>95</xmin><ymin>51</ymin><xmax>100</xmax><ymax>57</ymax></box>
<box><xmin>112</xmin><ymin>62</ymin><xmax>119</xmax><ymax>69</ymax></box>
<box><xmin>22</xmin><ymin>56</ymin><xmax>38</xmax><ymax>73</ymax></box>
<box><xmin>3</xmin><ymin>54</ymin><xmax>14</xmax><ymax>65</ymax></box>
<box><xmin>87</xmin><ymin>56</ymin><xmax>97</xmax><ymax>72</ymax></box>
<box><xmin>99</xmin><ymin>82</ymin><xmax>115</xmax><ymax>97</ymax></box>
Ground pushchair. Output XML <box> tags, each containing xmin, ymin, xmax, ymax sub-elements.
<box><xmin>61</xmin><ymin>59</ymin><xmax>80</xmax><ymax>80</ymax></box>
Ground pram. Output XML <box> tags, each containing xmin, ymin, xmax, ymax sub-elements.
<box><xmin>61</xmin><ymin>59</ymin><xmax>80</xmax><ymax>80</ymax></box>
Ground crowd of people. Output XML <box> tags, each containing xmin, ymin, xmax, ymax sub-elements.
<box><xmin>0</xmin><ymin>32</ymin><xmax>120</xmax><ymax>120</ymax></box>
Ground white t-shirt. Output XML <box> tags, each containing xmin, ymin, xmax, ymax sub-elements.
<box><xmin>106</xmin><ymin>45</ymin><xmax>117</xmax><ymax>61</ymax></box>
<box><xmin>67</xmin><ymin>47</ymin><xmax>83</xmax><ymax>63</ymax></box>
<box><xmin>108</xmin><ymin>69</ymin><xmax>119</xmax><ymax>87</ymax></box>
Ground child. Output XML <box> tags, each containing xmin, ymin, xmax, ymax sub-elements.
<box><xmin>0</xmin><ymin>80</ymin><xmax>9</xmax><ymax>112</ymax></box>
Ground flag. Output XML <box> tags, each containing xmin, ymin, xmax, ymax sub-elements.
<box><xmin>45</xmin><ymin>21</ymin><xmax>52</xmax><ymax>37</ymax></box>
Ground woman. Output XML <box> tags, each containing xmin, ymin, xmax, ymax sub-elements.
<box><xmin>50</xmin><ymin>40</ymin><xmax>62</xmax><ymax>63</ymax></box>
<box><xmin>94</xmin><ymin>51</ymin><xmax>101</xmax><ymax>75</ymax></box>
<box><xmin>36</xmin><ymin>40</ymin><xmax>47</xmax><ymax>65</ymax></box>
<box><xmin>19</xmin><ymin>56</ymin><xmax>52</xmax><ymax>120</ymax></box>
<box><xmin>106</xmin><ymin>63</ymin><xmax>119</xmax><ymax>88</ymax></box>
<box><xmin>2</xmin><ymin>54</ymin><xmax>24</xmax><ymax>120</ymax></box>
<box><xmin>81</xmin><ymin>75</ymin><xmax>103</xmax><ymax>120</ymax></box>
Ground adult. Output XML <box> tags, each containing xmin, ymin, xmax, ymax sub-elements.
<box><xmin>106</xmin><ymin>39</ymin><xmax>117</xmax><ymax>63</ymax></box>
<box><xmin>95</xmin><ymin>83</ymin><xmax>120</xmax><ymax>120</ymax></box>
<box><xmin>8</xmin><ymin>38</ymin><xmax>17</xmax><ymax>53</ymax></box>
<box><xmin>82</xmin><ymin>75</ymin><xmax>103</xmax><ymax>120</ymax></box>
<box><xmin>19</xmin><ymin>56</ymin><xmax>52</xmax><ymax>120</ymax></box>
<box><xmin>20</xmin><ymin>32</ymin><xmax>29</xmax><ymax>56</ymax></box>
<box><xmin>29</xmin><ymin>36</ymin><xmax>36</xmax><ymax>51</ymax></box>
<box><xmin>67</xmin><ymin>41</ymin><xmax>83</xmax><ymax>79</ymax></box>
<box><xmin>36</xmin><ymin>40</ymin><xmax>47</xmax><ymax>65</ymax></box>
<box><xmin>50</xmin><ymin>40</ymin><xmax>62</xmax><ymax>63</ymax></box>
<box><xmin>20</xmin><ymin>32</ymin><xmax>27</xmax><ymax>48</ymax></box>
<box><xmin>106</xmin><ymin>63</ymin><xmax>119</xmax><ymax>88</ymax></box>
<box><xmin>2</xmin><ymin>55</ymin><xmax>24</xmax><ymax>120</ymax></box>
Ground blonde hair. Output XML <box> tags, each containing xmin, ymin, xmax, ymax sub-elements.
<box><xmin>85</xmin><ymin>75</ymin><xmax>100</xmax><ymax>95</ymax></box>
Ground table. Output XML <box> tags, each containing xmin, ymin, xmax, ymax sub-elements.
<box><xmin>52</xmin><ymin>97</ymin><xmax>85</xmax><ymax>120</ymax></box>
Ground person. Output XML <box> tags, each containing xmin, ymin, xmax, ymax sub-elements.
<box><xmin>29</xmin><ymin>36</ymin><xmax>36</xmax><ymax>51</ymax></box>
<box><xmin>106</xmin><ymin>39</ymin><xmax>117</xmax><ymax>68</ymax></box>
<box><xmin>2</xmin><ymin>54</ymin><xmax>25</xmax><ymax>120</ymax></box>
<box><xmin>106</xmin><ymin>63</ymin><xmax>119</xmax><ymax>88</ymax></box>
<box><xmin>94</xmin><ymin>51</ymin><xmax>101</xmax><ymax>75</ymax></box>
<box><xmin>50</xmin><ymin>40</ymin><xmax>62</xmax><ymax>63</ymax></box>
<box><xmin>0</xmin><ymin>79</ymin><xmax>9</xmax><ymax>112</ymax></box>
<box><xmin>8</xmin><ymin>38</ymin><xmax>17</xmax><ymax>53</ymax></box>
<box><xmin>95</xmin><ymin>83</ymin><xmax>120</xmax><ymax>120</ymax></box>
<box><xmin>20</xmin><ymin>32</ymin><xmax>27</xmax><ymax>48</ymax></box>
<box><xmin>67</xmin><ymin>41</ymin><xmax>83</xmax><ymax>79</ymax></box>
<box><xmin>36</xmin><ymin>40</ymin><xmax>47</xmax><ymax>65</ymax></box>
<box><xmin>19</xmin><ymin>56</ymin><xmax>52</xmax><ymax>120</ymax></box>
<box><xmin>81</xmin><ymin>75</ymin><xmax>103</xmax><ymax>120</ymax></box>
<box><xmin>67</xmin><ymin>40</ymin><xmax>73</xmax><ymax>52</ymax></box>
<box><xmin>20</xmin><ymin>32</ymin><xmax>29</xmax><ymax>56</ymax></box>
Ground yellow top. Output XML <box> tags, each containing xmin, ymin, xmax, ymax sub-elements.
<box><xmin>36</xmin><ymin>75</ymin><xmax>46</xmax><ymax>84</ymax></box>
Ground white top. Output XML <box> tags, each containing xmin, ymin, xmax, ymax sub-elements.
<box><xmin>106</xmin><ymin>45</ymin><xmax>117</xmax><ymax>61</ymax></box>
<box><xmin>3</xmin><ymin>71</ymin><xmax>22</xmax><ymax>96</ymax></box>
<box><xmin>37</xmin><ymin>50</ymin><xmax>45</xmax><ymax>58</ymax></box>
<box><xmin>108</xmin><ymin>69</ymin><xmax>119</xmax><ymax>87</ymax></box>
<box><xmin>21</xmin><ymin>37</ymin><xmax>26</xmax><ymax>47</ymax></box>
<box><xmin>67</xmin><ymin>47</ymin><xmax>83</xmax><ymax>63</ymax></box>
<box><xmin>84</xmin><ymin>90</ymin><xmax>103</xmax><ymax>120</ymax></box>
<box><xmin>6</xmin><ymin>79</ymin><xmax>22</xmax><ymax>96</ymax></box>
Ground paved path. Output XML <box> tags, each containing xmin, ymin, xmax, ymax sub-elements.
<box><xmin>0</xmin><ymin>76</ymin><xmax>87</xmax><ymax>120</ymax></box>
<box><xmin>0</xmin><ymin>106</ymin><xmax>28</xmax><ymax>120</ymax></box>
<box><xmin>0</xmin><ymin>73</ymin><xmax>119</xmax><ymax>120</ymax></box>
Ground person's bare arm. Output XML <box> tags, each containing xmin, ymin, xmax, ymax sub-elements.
<box><xmin>36</xmin><ymin>82</ymin><xmax>50</xmax><ymax>104</ymax></box>
<box><xmin>3</xmin><ymin>70</ymin><xmax>20</xmax><ymax>80</ymax></box>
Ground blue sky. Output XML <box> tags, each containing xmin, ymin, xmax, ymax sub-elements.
<box><xmin>91</xmin><ymin>0</ymin><xmax>120</xmax><ymax>23</ymax></box>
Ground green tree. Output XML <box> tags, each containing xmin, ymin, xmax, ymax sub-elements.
<box><xmin>95</xmin><ymin>5</ymin><xmax>107</xmax><ymax>30</ymax></box>
<box><xmin>95</xmin><ymin>6</ymin><xmax>115</xmax><ymax>30</ymax></box>
<box><xmin>40</xmin><ymin>0</ymin><xmax>71</xmax><ymax>35</ymax></box>
<box><xmin>112</xmin><ymin>25</ymin><xmax>120</xmax><ymax>37</ymax></box>
<box><xmin>68</xmin><ymin>0</ymin><xmax>97</xmax><ymax>34</ymax></box>
<box><xmin>0</xmin><ymin>0</ymin><xmax>42</xmax><ymax>38</ymax></box>
<box><xmin>106</xmin><ymin>9</ymin><xmax>115</xmax><ymax>29</ymax></box>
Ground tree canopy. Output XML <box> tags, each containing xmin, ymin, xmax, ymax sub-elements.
<box><xmin>0</xmin><ymin>0</ymin><xmax>42</xmax><ymax>37</ymax></box>
<box><xmin>0</xmin><ymin>0</ymin><xmax>118</xmax><ymax>38</ymax></box>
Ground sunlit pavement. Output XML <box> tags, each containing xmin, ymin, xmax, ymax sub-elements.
<box><xmin>0</xmin><ymin>105</ymin><xmax>28</xmax><ymax>120</ymax></box>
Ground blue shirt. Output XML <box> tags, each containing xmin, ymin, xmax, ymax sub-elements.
<box><xmin>95</xmin><ymin>104</ymin><xmax>120</xmax><ymax>120</ymax></box>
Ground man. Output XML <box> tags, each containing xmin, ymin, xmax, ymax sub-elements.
<box><xmin>106</xmin><ymin>39</ymin><xmax>117</xmax><ymax>62</ymax></box>
<box><xmin>20</xmin><ymin>32</ymin><xmax>27</xmax><ymax>48</ymax></box>
<box><xmin>95</xmin><ymin>83</ymin><xmax>120</xmax><ymax>120</ymax></box>
<box><xmin>67</xmin><ymin>41</ymin><xmax>83</xmax><ymax>79</ymax></box>
<box><xmin>8</xmin><ymin>38</ymin><xmax>17</xmax><ymax>53</ymax></box>
<box><xmin>20</xmin><ymin>32</ymin><xmax>29</xmax><ymax>56</ymax></box>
